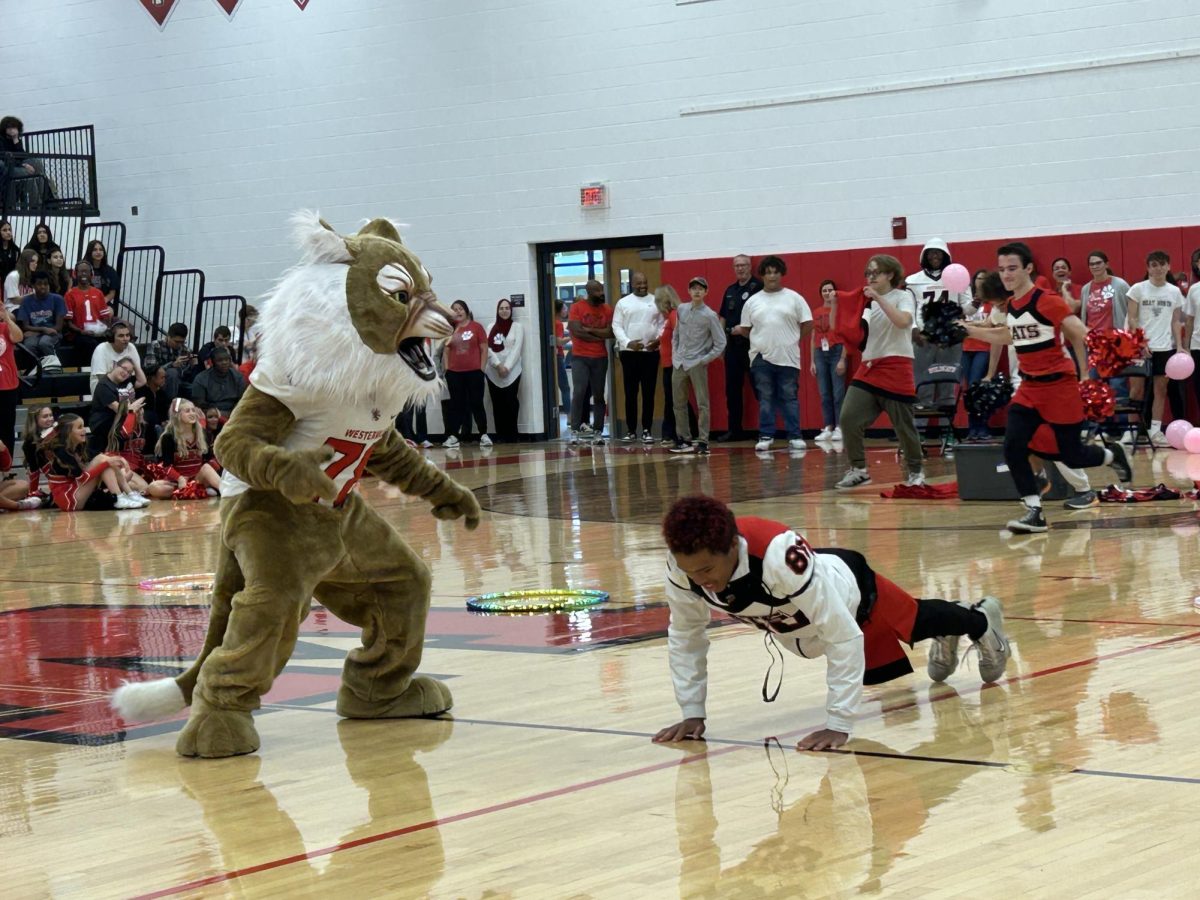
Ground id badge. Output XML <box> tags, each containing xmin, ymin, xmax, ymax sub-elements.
<box><xmin>820</xmin><ymin>338</ymin><xmax>830</xmax><ymax>352</ymax></box>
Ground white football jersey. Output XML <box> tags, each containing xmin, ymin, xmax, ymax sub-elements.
<box><xmin>219</xmin><ymin>362</ymin><xmax>402</xmax><ymax>506</ymax></box>
<box><xmin>907</xmin><ymin>270</ymin><xmax>973</xmax><ymax>329</ymax></box>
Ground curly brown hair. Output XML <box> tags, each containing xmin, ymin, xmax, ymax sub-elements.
<box><xmin>662</xmin><ymin>495</ymin><xmax>738</xmax><ymax>556</ymax></box>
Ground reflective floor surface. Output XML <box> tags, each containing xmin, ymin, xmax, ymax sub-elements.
<box><xmin>3</xmin><ymin>439</ymin><xmax>1200</xmax><ymax>898</ymax></box>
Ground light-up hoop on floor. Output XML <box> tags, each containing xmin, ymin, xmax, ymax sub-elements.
<box><xmin>138</xmin><ymin>573</ymin><xmax>215</xmax><ymax>594</ymax></box>
<box><xmin>465</xmin><ymin>589</ymin><xmax>608</xmax><ymax>613</ymax></box>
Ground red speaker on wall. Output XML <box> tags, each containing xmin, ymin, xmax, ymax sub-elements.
<box><xmin>891</xmin><ymin>217</ymin><xmax>907</xmax><ymax>241</ymax></box>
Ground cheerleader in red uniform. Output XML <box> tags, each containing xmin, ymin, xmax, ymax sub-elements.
<box><xmin>113</xmin><ymin>405</ymin><xmax>176</xmax><ymax>500</ymax></box>
<box><xmin>43</xmin><ymin>414</ymin><xmax>149</xmax><ymax>511</ymax></box>
<box><xmin>12</xmin><ymin>405</ymin><xmax>55</xmax><ymax>509</ymax></box>
<box><xmin>155</xmin><ymin>399</ymin><xmax>221</xmax><ymax>494</ymax></box>
<box><xmin>1</xmin><ymin>441</ymin><xmax>40</xmax><ymax>511</ymax></box>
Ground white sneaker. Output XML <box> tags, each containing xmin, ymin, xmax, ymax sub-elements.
<box><xmin>831</xmin><ymin>427</ymin><xmax>842</xmax><ymax>441</ymax></box>
<box><xmin>1148</xmin><ymin>429</ymin><xmax>1169</xmax><ymax>448</ymax></box>
<box><xmin>1118</xmin><ymin>429</ymin><xmax>1135</xmax><ymax>445</ymax></box>
<box><xmin>16</xmin><ymin>496</ymin><xmax>42</xmax><ymax>510</ymax></box>
<box><xmin>754</xmin><ymin>438</ymin><xmax>773</xmax><ymax>451</ymax></box>
<box><xmin>442</xmin><ymin>436</ymin><xmax>460</xmax><ymax>449</ymax></box>
<box><xmin>903</xmin><ymin>471</ymin><xmax>926</xmax><ymax>487</ymax></box>
<box><xmin>114</xmin><ymin>493</ymin><xmax>142</xmax><ymax>510</ymax></box>
<box><xmin>835</xmin><ymin>467</ymin><xmax>871</xmax><ymax>489</ymax></box>
<box><xmin>480</xmin><ymin>434</ymin><xmax>493</xmax><ymax>447</ymax></box>
<box><xmin>420</xmin><ymin>440</ymin><xmax>433</xmax><ymax>449</ymax></box>
<box><xmin>815</xmin><ymin>427</ymin><xmax>833</xmax><ymax>442</ymax></box>
<box><xmin>788</xmin><ymin>438</ymin><xmax>807</xmax><ymax>451</ymax></box>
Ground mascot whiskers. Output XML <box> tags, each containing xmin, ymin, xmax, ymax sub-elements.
<box><xmin>111</xmin><ymin>212</ymin><xmax>481</xmax><ymax>758</ymax></box>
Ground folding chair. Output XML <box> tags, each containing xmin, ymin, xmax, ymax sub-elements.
<box><xmin>911</xmin><ymin>373</ymin><xmax>962</xmax><ymax>456</ymax></box>
<box><xmin>1098</xmin><ymin>361</ymin><xmax>1153</xmax><ymax>454</ymax></box>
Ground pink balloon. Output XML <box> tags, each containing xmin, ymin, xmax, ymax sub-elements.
<box><xmin>1165</xmin><ymin>352</ymin><xmax>1195</xmax><ymax>381</ymax></box>
<box><xmin>942</xmin><ymin>263</ymin><xmax>971</xmax><ymax>294</ymax></box>
<box><xmin>1185</xmin><ymin>427</ymin><xmax>1200</xmax><ymax>454</ymax></box>
<box><xmin>1166</xmin><ymin>419</ymin><xmax>1194</xmax><ymax>450</ymax></box>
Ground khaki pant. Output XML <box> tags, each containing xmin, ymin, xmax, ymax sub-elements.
<box><xmin>672</xmin><ymin>364</ymin><xmax>711</xmax><ymax>442</ymax></box>
<box><xmin>840</xmin><ymin>384</ymin><xmax>922</xmax><ymax>473</ymax></box>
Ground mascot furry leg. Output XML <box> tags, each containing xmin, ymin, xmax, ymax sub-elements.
<box><xmin>111</xmin><ymin>212</ymin><xmax>479</xmax><ymax>758</ymax></box>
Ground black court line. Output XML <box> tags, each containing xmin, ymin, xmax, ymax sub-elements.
<box><xmin>261</xmin><ymin>709</ymin><xmax>1200</xmax><ymax>787</ymax></box>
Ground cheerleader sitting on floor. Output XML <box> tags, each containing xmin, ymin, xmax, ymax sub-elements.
<box><xmin>43</xmin><ymin>414</ymin><xmax>150</xmax><ymax>510</ymax></box>
<box><xmin>1</xmin><ymin>443</ymin><xmax>40</xmax><ymax>511</ymax></box>
<box><xmin>155</xmin><ymin>399</ymin><xmax>222</xmax><ymax>495</ymax></box>
<box><xmin>112</xmin><ymin>404</ymin><xmax>176</xmax><ymax>501</ymax></box>
<box><xmin>11</xmin><ymin>405</ymin><xmax>56</xmax><ymax>510</ymax></box>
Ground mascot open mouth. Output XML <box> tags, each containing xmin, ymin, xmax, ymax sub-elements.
<box><xmin>398</xmin><ymin>337</ymin><xmax>436</xmax><ymax>381</ymax></box>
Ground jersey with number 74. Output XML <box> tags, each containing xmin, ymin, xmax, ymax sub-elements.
<box><xmin>218</xmin><ymin>361</ymin><xmax>403</xmax><ymax>507</ymax></box>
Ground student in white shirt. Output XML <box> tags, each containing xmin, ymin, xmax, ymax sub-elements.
<box><xmin>484</xmin><ymin>298</ymin><xmax>524</xmax><ymax>443</ymax></box>
<box><xmin>1126</xmin><ymin>250</ymin><xmax>1185</xmax><ymax>446</ymax></box>
<box><xmin>612</xmin><ymin>272</ymin><xmax>664</xmax><ymax>444</ymax></box>
<box><xmin>1186</xmin><ymin>250</ymin><xmax>1200</xmax><ymax>412</ymax></box>
<box><xmin>652</xmin><ymin>496</ymin><xmax>1009</xmax><ymax>751</ymax></box>
<box><xmin>732</xmin><ymin>256</ymin><xmax>813</xmax><ymax>452</ymax></box>
<box><xmin>89</xmin><ymin>321</ymin><xmax>146</xmax><ymax>392</ymax></box>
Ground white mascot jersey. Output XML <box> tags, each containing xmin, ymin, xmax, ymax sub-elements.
<box><xmin>218</xmin><ymin>361</ymin><xmax>403</xmax><ymax>507</ymax></box>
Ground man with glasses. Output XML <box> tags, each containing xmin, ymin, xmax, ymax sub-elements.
<box><xmin>835</xmin><ymin>256</ymin><xmax>924</xmax><ymax>489</ymax></box>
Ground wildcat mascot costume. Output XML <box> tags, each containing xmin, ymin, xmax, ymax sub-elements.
<box><xmin>111</xmin><ymin>212</ymin><xmax>480</xmax><ymax>758</ymax></box>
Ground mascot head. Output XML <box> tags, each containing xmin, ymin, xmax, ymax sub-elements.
<box><xmin>256</xmin><ymin>211</ymin><xmax>454</xmax><ymax>411</ymax></box>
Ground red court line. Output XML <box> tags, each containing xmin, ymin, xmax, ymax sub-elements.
<box><xmin>136</xmin><ymin>626</ymin><xmax>1200</xmax><ymax>898</ymax></box>
<box><xmin>131</xmin><ymin>747</ymin><xmax>737</xmax><ymax>900</ymax></box>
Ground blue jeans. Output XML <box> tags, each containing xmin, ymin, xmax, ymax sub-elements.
<box><xmin>750</xmin><ymin>358</ymin><xmax>800</xmax><ymax>439</ymax></box>
<box><xmin>813</xmin><ymin>344</ymin><xmax>846</xmax><ymax>427</ymax></box>
<box><xmin>961</xmin><ymin>349</ymin><xmax>990</xmax><ymax>433</ymax></box>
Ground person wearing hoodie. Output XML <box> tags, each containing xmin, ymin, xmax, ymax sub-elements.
<box><xmin>907</xmin><ymin>239</ymin><xmax>972</xmax><ymax>433</ymax></box>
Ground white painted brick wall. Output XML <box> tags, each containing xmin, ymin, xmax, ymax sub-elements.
<box><xmin>9</xmin><ymin>0</ymin><xmax>1200</xmax><ymax>433</ymax></box>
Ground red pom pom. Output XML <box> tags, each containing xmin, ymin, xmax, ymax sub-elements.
<box><xmin>144</xmin><ymin>463</ymin><xmax>172</xmax><ymax>482</ymax></box>
<box><xmin>172</xmin><ymin>481</ymin><xmax>210</xmax><ymax>501</ymax></box>
<box><xmin>1086</xmin><ymin>328</ymin><xmax>1147</xmax><ymax>377</ymax></box>
<box><xmin>1079</xmin><ymin>378</ymin><xmax>1116</xmax><ymax>421</ymax></box>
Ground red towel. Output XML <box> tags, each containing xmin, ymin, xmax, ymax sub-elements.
<box><xmin>1098</xmin><ymin>483</ymin><xmax>1182</xmax><ymax>503</ymax></box>
<box><xmin>879</xmin><ymin>482</ymin><xmax>959</xmax><ymax>499</ymax></box>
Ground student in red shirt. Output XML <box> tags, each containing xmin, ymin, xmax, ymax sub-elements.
<box><xmin>440</xmin><ymin>300</ymin><xmax>489</xmax><ymax>449</ymax></box>
<box><xmin>0</xmin><ymin>305</ymin><xmax>23</xmax><ymax>456</ymax></box>
<box><xmin>961</xmin><ymin>269</ymin><xmax>1000</xmax><ymax>441</ymax></box>
<box><xmin>63</xmin><ymin>260</ymin><xmax>112</xmax><ymax>357</ymax></box>
<box><xmin>553</xmin><ymin>300</ymin><xmax>572</xmax><ymax>416</ymax></box>
<box><xmin>809</xmin><ymin>279</ymin><xmax>846</xmax><ymax>442</ymax></box>
<box><xmin>962</xmin><ymin>242</ymin><xmax>1131</xmax><ymax>533</ymax></box>
<box><xmin>567</xmin><ymin>279</ymin><xmax>615</xmax><ymax>441</ymax></box>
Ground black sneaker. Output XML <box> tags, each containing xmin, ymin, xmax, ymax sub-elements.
<box><xmin>1006</xmin><ymin>506</ymin><xmax>1048</xmax><ymax>533</ymax></box>
<box><xmin>695</xmin><ymin>441</ymin><xmax>710</xmax><ymax>456</ymax></box>
<box><xmin>641</xmin><ymin>430</ymin><xmax>654</xmax><ymax>444</ymax></box>
<box><xmin>1063</xmin><ymin>490</ymin><xmax>1099</xmax><ymax>510</ymax></box>
<box><xmin>1103</xmin><ymin>438</ymin><xmax>1131</xmax><ymax>483</ymax></box>
<box><xmin>669</xmin><ymin>440</ymin><xmax>694</xmax><ymax>454</ymax></box>
<box><xmin>714</xmin><ymin>432</ymin><xmax>735</xmax><ymax>443</ymax></box>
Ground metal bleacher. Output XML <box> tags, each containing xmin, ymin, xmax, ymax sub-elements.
<box><xmin>8</xmin><ymin>125</ymin><xmax>248</xmax><ymax>463</ymax></box>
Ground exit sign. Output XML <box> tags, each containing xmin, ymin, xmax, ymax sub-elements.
<box><xmin>580</xmin><ymin>183</ymin><xmax>609</xmax><ymax>209</ymax></box>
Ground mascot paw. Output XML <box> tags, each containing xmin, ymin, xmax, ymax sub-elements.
<box><xmin>175</xmin><ymin>700</ymin><xmax>261</xmax><ymax>759</ymax></box>
<box><xmin>275</xmin><ymin>446</ymin><xmax>338</xmax><ymax>504</ymax></box>
<box><xmin>431</xmin><ymin>489</ymin><xmax>481</xmax><ymax>530</ymax></box>
<box><xmin>336</xmin><ymin>676</ymin><xmax>453</xmax><ymax>719</ymax></box>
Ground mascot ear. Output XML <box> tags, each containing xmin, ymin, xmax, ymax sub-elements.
<box><xmin>291</xmin><ymin>209</ymin><xmax>353</xmax><ymax>264</ymax></box>
<box><xmin>357</xmin><ymin>218</ymin><xmax>405</xmax><ymax>244</ymax></box>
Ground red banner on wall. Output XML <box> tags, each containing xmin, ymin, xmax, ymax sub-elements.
<box><xmin>213</xmin><ymin>0</ymin><xmax>244</xmax><ymax>15</ymax></box>
<box><xmin>137</xmin><ymin>0</ymin><xmax>179</xmax><ymax>28</ymax></box>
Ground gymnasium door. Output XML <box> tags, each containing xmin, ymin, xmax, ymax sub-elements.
<box><xmin>534</xmin><ymin>235</ymin><xmax>664</xmax><ymax>439</ymax></box>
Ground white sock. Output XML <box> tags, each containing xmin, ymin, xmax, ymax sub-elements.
<box><xmin>1103</xmin><ymin>449</ymin><xmax>1114</xmax><ymax>465</ymax></box>
<box><xmin>1023</xmin><ymin>495</ymin><xmax>1042</xmax><ymax>509</ymax></box>
<box><xmin>1151</xmin><ymin>420</ymin><xmax>1162</xmax><ymax>432</ymax></box>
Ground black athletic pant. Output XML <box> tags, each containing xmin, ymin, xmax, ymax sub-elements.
<box><xmin>445</xmin><ymin>370</ymin><xmax>488</xmax><ymax>440</ymax></box>
<box><xmin>0</xmin><ymin>387</ymin><xmax>18</xmax><ymax>457</ymax></box>
<box><xmin>911</xmin><ymin>598</ymin><xmax>987</xmax><ymax>642</ymax></box>
<box><xmin>1003</xmin><ymin>403</ymin><xmax>1105</xmax><ymax>498</ymax></box>
<box><xmin>487</xmin><ymin>375</ymin><xmax>521</xmax><ymax>442</ymax></box>
<box><xmin>723</xmin><ymin>336</ymin><xmax>751</xmax><ymax>435</ymax></box>
<box><xmin>619</xmin><ymin>350</ymin><xmax>659</xmax><ymax>436</ymax></box>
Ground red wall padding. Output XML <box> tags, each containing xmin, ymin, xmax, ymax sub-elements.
<box><xmin>661</xmin><ymin>224</ymin><xmax>1200</xmax><ymax>432</ymax></box>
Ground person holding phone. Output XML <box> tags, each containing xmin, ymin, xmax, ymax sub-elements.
<box><xmin>144</xmin><ymin>322</ymin><xmax>195</xmax><ymax>401</ymax></box>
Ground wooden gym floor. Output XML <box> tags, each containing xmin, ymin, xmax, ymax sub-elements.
<box><xmin>3</xmin><ymin>439</ymin><xmax>1200</xmax><ymax>898</ymax></box>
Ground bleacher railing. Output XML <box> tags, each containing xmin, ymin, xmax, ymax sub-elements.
<box><xmin>7</xmin><ymin>125</ymin><xmax>100</xmax><ymax>217</ymax></box>
<box><xmin>116</xmin><ymin>245</ymin><xmax>166</xmax><ymax>343</ymax></box>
